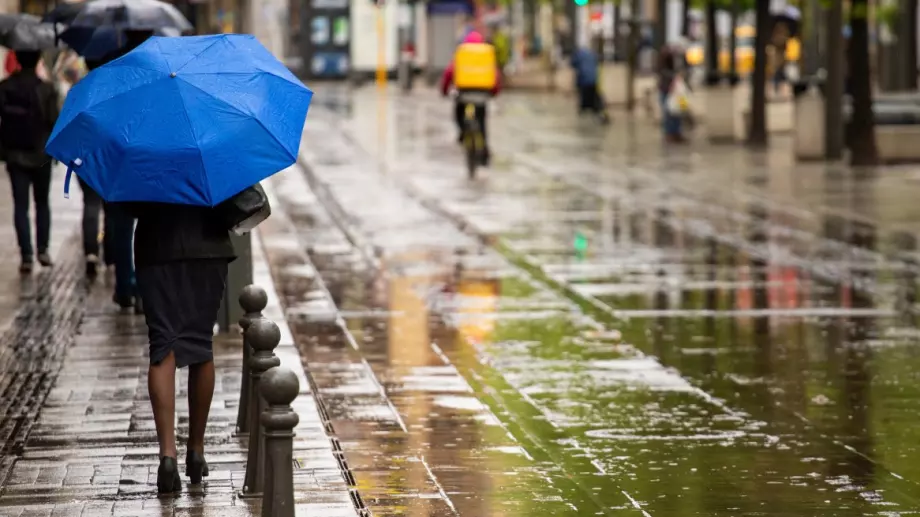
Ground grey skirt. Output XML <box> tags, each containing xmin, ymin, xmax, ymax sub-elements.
<box><xmin>137</xmin><ymin>259</ymin><xmax>228</xmax><ymax>368</ymax></box>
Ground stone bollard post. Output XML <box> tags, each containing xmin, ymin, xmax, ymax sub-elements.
<box><xmin>236</xmin><ymin>285</ymin><xmax>268</xmax><ymax>434</ymax></box>
<box><xmin>240</xmin><ymin>319</ymin><xmax>281</xmax><ymax>498</ymax></box>
<box><xmin>260</xmin><ymin>367</ymin><xmax>300</xmax><ymax>517</ymax></box>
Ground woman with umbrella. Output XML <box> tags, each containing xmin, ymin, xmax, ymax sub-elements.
<box><xmin>46</xmin><ymin>33</ymin><xmax>312</xmax><ymax>493</ymax></box>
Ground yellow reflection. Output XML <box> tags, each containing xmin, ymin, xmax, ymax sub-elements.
<box><xmin>385</xmin><ymin>255</ymin><xmax>432</xmax><ymax>516</ymax></box>
<box><xmin>455</xmin><ymin>277</ymin><xmax>500</xmax><ymax>345</ymax></box>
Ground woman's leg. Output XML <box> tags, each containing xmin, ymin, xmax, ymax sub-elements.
<box><xmin>7</xmin><ymin>165</ymin><xmax>33</xmax><ymax>264</ymax></box>
<box><xmin>107</xmin><ymin>206</ymin><xmax>136</xmax><ymax>306</ymax></box>
<box><xmin>659</xmin><ymin>92</ymin><xmax>670</xmax><ymax>135</ymax></box>
<box><xmin>186</xmin><ymin>360</ymin><xmax>215</xmax><ymax>455</ymax></box>
<box><xmin>149</xmin><ymin>351</ymin><xmax>177</xmax><ymax>459</ymax></box>
<box><xmin>78</xmin><ymin>180</ymin><xmax>102</xmax><ymax>260</ymax></box>
<box><xmin>32</xmin><ymin>163</ymin><xmax>52</xmax><ymax>263</ymax></box>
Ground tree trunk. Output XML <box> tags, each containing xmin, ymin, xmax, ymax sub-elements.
<box><xmin>825</xmin><ymin>0</ymin><xmax>845</xmax><ymax>159</ymax></box>
<box><xmin>626</xmin><ymin>0</ymin><xmax>640</xmax><ymax>111</ymax></box>
<box><xmin>848</xmin><ymin>0</ymin><xmax>878</xmax><ymax>166</ymax></box>
<box><xmin>705</xmin><ymin>0</ymin><xmax>718</xmax><ymax>76</ymax></box>
<box><xmin>748</xmin><ymin>0</ymin><xmax>770</xmax><ymax>145</ymax></box>
<box><xmin>804</xmin><ymin>0</ymin><xmax>823</xmax><ymax>76</ymax></box>
<box><xmin>902</xmin><ymin>0</ymin><xmax>919</xmax><ymax>89</ymax></box>
<box><xmin>656</xmin><ymin>0</ymin><xmax>668</xmax><ymax>50</ymax></box>
<box><xmin>681</xmin><ymin>0</ymin><xmax>690</xmax><ymax>38</ymax></box>
<box><xmin>613</xmin><ymin>2</ymin><xmax>622</xmax><ymax>61</ymax></box>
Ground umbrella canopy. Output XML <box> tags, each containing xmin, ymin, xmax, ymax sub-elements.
<box><xmin>43</xmin><ymin>1</ymin><xmax>94</xmax><ymax>25</ymax></box>
<box><xmin>47</xmin><ymin>34</ymin><xmax>314</xmax><ymax>207</ymax></box>
<box><xmin>0</xmin><ymin>18</ymin><xmax>64</xmax><ymax>51</ymax></box>
<box><xmin>70</xmin><ymin>25</ymin><xmax>181</xmax><ymax>60</ymax></box>
<box><xmin>0</xmin><ymin>13</ymin><xmax>40</xmax><ymax>33</ymax></box>
<box><xmin>60</xmin><ymin>0</ymin><xmax>191</xmax><ymax>57</ymax></box>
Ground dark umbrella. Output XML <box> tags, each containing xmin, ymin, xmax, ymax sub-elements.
<box><xmin>70</xmin><ymin>26</ymin><xmax>179</xmax><ymax>60</ymax></box>
<box><xmin>42</xmin><ymin>1</ymin><xmax>93</xmax><ymax>25</ymax></box>
<box><xmin>67</xmin><ymin>0</ymin><xmax>190</xmax><ymax>32</ymax></box>
<box><xmin>60</xmin><ymin>0</ymin><xmax>191</xmax><ymax>58</ymax></box>
<box><xmin>0</xmin><ymin>13</ymin><xmax>40</xmax><ymax>33</ymax></box>
<box><xmin>0</xmin><ymin>17</ymin><xmax>63</xmax><ymax>51</ymax></box>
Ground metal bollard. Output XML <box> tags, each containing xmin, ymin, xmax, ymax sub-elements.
<box><xmin>260</xmin><ymin>366</ymin><xmax>300</xmax><ymax>517</ymax></box>
<box><xmin>240</xmin><ymin>319</ymin><xmax>281</xmax><ymax>498</ymax></box>
<box><xmin>236</xmin><ymin>285</ymin><xmax>268</xmax><ymax>434</ymax></box>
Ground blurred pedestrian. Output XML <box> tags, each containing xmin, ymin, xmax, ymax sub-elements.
<box><xmin>657</xmin><ymin>47</ymin><xmax>685</xmax><ymax>143</ymax></box>
<box><xmin>81</xmin><ymin>31</ymin><xmax>154</xmax><ymax>307</ymax></box>
<box><xmin>571</xmin><ymin>46</ymin><xmax>610</xmax><ymax>124</ymax></box>
<box><xmin>0</xmin><ymin>50</ymin><xmax>60</xmax><ymax>273</ymax></box>
<box><xmin>127</xmin><ymin>202</ymin><xmax>234</xmax><ymax>493</ymax></box>
<box><xmin>78</xmin><ymin>178</ymin><xmax>116</xmax><ymax>278</ymax></box>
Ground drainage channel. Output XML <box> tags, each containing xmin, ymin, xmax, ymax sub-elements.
<box><xmin>0</xmin><ymin>236</ymin><xmax>86</xmax><ymax>489</ymax></box>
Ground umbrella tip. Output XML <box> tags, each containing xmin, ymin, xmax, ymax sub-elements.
<box><xmin>170</xmin><ymin>72</ymin><xmax>176</xmax><ymax>78</ymax></box>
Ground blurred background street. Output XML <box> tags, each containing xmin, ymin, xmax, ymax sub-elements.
<box><xmin>1</xmin><ymin>0</ymin><xmax>920</xmax><ymax>515</ymax></box>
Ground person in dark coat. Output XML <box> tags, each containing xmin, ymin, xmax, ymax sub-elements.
<box><xmin>657</xmin><ymin>47</ymin><xmax>685</xmax><ymax>143</ymax></box>
<box><xmin>127</xmin><ymin>202</ymin><xmax>234</xmax><ymax>494</ymax></box>
<box><xmin>571</xmin><ymin>46</ymin><xmax>610</xmax><ymax>124</ymax></box>
<box><xmin>83</xmin><ymin>31</ymin><xmax>153</xmax><ymax>308</ymax></box>
<box><xmin>0</xmin><ymin>50</ymin><xmax>60</xmax><ymax>273</ymax></box>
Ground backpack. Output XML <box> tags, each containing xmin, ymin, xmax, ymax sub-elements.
<box><xmin>0</xmin><ymin>75</ymin><xmax>46</xmax><ymax>152</ymax></box>
<box><xmin>454</xmin><ymin>43</ymin><xmax>497</xmax><ymax>91</ymax></box>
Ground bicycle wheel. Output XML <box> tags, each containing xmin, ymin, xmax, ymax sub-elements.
<box><xmin>463</xmin><ymin>120</ymin><xmax>480</xmax><ymax>180</ymax></box>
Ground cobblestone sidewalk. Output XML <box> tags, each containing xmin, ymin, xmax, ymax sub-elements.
<box><xmin>0</xmin><ymin>214</ymin><xmax>356</xmax><ymax>516</ymax></box>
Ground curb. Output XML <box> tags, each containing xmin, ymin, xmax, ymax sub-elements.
<box><xmin>258</xmin><ymin>174</ymin><xmax>371</xmax><ymax>517</ymax></box>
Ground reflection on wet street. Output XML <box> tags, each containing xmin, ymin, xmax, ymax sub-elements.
<box><xmin>269</xmin><ymin>87</ymin><xmax>920</xmax><ymax>515</ymax></box>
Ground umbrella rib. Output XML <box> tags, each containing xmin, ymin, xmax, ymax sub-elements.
<box><xmin>175</xmin><ymin>75</ymin><xmax>299</xmax><ymax>165</ymax></box>
<box><xmin>173</xmin><ymin>37</ymin><xmax>224</xmax><ymax>75</ymax></box>
<box><xmin>99</xmin><ymin>60</ymin><xmax>164</xmax><ymax>75</ymax></box>
<box><xmin>75</xmin><ymin>73</ymin><xmax>168</xmax><ymax>119</ymax></box>
<box><xmin>171</xmin><ymin>77</ymin><xmax>211</xmax><ymax>206</ymax></box>
<box><xmin>178</xmin><ymin>69</ymin><xmax>307</xmax><ymax>89</ymax></box>
<box><xmin>151</xmin><ymin>37</ymin><xmax>175</xmax><ymax>74</ymax></box>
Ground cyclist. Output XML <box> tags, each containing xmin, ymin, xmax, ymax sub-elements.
<box><xmin>440</xmin><ymin>30</ymin><xmax>502</xmax><ymax>165</ymax></box>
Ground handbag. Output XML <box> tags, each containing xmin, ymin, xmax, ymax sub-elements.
<box><xmin>216</xmin><ymin>183</ymin><xmax>271</xmax><ymax>235</ymax></box>
<box><xmin>666</xmin><ymin>76</ymin><xmax>691</xmax><ymax>116</ymax></box>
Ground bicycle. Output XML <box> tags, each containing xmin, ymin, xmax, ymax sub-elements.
<box><xmin>457</xmin><ymin>90</ymin><xmax>490</xmax><ymax>179</ymax></box>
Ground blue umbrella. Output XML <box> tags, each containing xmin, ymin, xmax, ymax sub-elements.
<box><xmin>46</xmin><ymin>34</ymin><xmax>314</xmax><ymax>206</ymax></box>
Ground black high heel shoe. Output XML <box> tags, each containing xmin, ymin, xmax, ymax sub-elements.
<box><xmin>157</xmin><ymin>457</ymin><xmax>181</xmax><ymax>494</ymax></box>
<box><xmin>186</xmin><ymin>450</ymin><xmax>209</xmax><ymax>485</ymax></box>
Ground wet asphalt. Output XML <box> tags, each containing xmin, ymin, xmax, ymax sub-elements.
<box><xmin>275</xmin><ymin>85</ymin><xmax>920</xmax><ymax>516</ymax></box>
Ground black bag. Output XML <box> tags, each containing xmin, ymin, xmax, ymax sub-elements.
<box><xmin>0</xmin><ymin>76</ymin><xmax>45</xmax><ymax>152</ymax></box>
<box><xmin>216</xmin><ymin>183</ymin><xmax>271</xmax><ymax>235</ymax></box>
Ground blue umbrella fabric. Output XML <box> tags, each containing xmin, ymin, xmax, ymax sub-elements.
<box><xmin>46</xmin><ymin>34</ymin><xmax>313</xmax><ymax>206</ymax></box>
<box><xmin>61</xmin><ymin>0</ymin><xmax>191</xmax><ymax>57</ymax></box>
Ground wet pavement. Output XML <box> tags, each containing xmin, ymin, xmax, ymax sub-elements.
<box><xmin>271</xmin><ymin>86</ymin><xmax>920</xmax><ymax>516</ymax></box>
<box><xmin>0</xmin><ymin>165</ymin><xmax>82</xmax><ymax>333</ymax></box>
<box><xmin>0</xmin><ymin>209</ymin><xmax>356</xmax><ymax>515</ymax></box>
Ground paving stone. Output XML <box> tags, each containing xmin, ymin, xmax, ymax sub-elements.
<box><xmin>0</xmin><ymin>209</ymin><xmax>356</xmax><ymax>516</ymax></box>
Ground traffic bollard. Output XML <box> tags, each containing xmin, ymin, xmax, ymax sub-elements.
<box><xmin>236</xmin><ymin>285</ymin><xmax>268</xmax><ymax>434</ymax></box>
<box><xmin>260</xmin><ymin>366</ymin><xmax>300</xmax><ymax>517</ymax></box>
<box><xmin>240</xmin><ymin>319</ymin><xmax>281</xmax><ymax>498</ymax></box>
